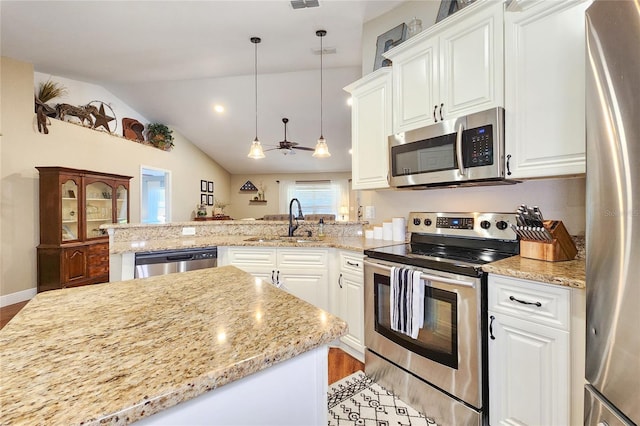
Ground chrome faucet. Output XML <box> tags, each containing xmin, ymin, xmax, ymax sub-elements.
<box><xmin>288</xmin><ymin>198</ymin><xmax>304</xmax><ymax>237</ymax></box>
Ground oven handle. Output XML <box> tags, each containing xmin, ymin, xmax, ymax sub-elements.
<box><xmin>364</xmin><ymin>260</ymin><xmax>476</xmax><ymax>288</ymax></box>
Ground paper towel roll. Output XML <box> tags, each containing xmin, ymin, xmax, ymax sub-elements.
<box><xmin>373</xmin><ymin>226</ymin><xmax>383</xmax><ymax>239</ymax></box>
<box><xmin>382</xmin><ymin>222</ymin><xmax>393</xmax><ymax>240</ymax></box>
<box><xmin>392</xmin><ymin>217</ymin><xmax>406</xmax><ymax>241</ymax></box>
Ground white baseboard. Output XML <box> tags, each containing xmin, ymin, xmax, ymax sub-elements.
<box><xmin>1</xmin><ymin>288</ymin><xmax>36</xmax><ymax>307</ymax></box>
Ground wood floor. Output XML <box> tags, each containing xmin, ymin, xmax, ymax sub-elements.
<box><xmin>1</xmin><ymin>301</ymin><xmax>363</xmax><ymax>384</ymax></box>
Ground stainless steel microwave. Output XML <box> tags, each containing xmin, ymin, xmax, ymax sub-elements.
<box><xmin>389</xmin><ymin>107</ymin><xmax>512</xmax><ymax>188</ymax></box>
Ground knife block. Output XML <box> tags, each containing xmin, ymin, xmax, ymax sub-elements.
<box><xmin>519</xmin><ymin>220</ymin><xmax>577</xmax><ymax>262</ymax></box>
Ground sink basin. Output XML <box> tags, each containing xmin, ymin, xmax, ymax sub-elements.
<box><xmin>243</xmin><ymin>236</ymin><xmax>283</xmax><ymax>242</ymax></box>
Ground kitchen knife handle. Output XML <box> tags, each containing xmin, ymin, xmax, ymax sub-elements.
<box><xmin>509</xmin><ymin>295</ymin><xmax>542</xmax><ymax>307</ymax></box>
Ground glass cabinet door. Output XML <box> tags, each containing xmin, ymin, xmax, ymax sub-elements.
<box><xmin>116</xmin><ymin>184</ymin><xmax>128</xmax><ymax>224</ymax></box>
<box><xmin>85</xmin><ymin>181</ymin><xmax>112</xmax><ymax>239</ymax></box>
<box><xmin>61</xmin><ymin>179</ymin><xmax>79</xmax><ymax>242</ymax></box>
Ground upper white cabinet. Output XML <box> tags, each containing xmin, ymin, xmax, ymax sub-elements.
<box><xmin>344</xmin><ymin>68</ymin><xmax>392</xmax><ymax>190</ymax></box>
<box><xmin>384</xmin><ymin>0</ymin><xmax>504</xmax><ymax>133</ymax></box>
<box><xmin>504</xmin><ymin>0</ymin><xmax>590</xmax><ymax>178</ymax></box>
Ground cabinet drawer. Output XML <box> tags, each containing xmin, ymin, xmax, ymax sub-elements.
<box><xmin>226</xmin><ymin>247</ymin><xmax>276</xmax><ymax>267</ymax></box>
<box><xmin>339</xmin><ymin>252</ymin><xmax>364</xmax><ymax>275</ymax></box>
<box><xmin>488</xmin><ymin>275</ymin><xmax>570</xmax><ymax>330</ymax></box>
<box><xmin>89</xmin><ymin>242</ymin><xmax>109</xmax><ymax>255</ymax></box>
<box><xmin>277</xmin><ymin>249</ymin><xmax>328</xmax><ymax>268</ymax></box>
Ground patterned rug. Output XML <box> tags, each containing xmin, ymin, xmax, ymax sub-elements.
<box><xmin>327</xmin><ymin>371</ymin><xmax>438</xmax><ymax>426</ymax></box>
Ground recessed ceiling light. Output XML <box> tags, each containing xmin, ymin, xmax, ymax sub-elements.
<box><xmin>214</xmin><ymin>105</ymin><xmax>225</xmax><ymax>113</ymax></box>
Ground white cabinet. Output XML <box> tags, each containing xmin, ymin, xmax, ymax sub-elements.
<box><xmin>218</xmin><ymin>247</ymin><xmax>329</xmax><ymax>311</ymax></box>
<box><xmin>488</xmin><ymin>274</ymin><xmax>585</xmax><ymax>426</ymax></box>
<box><xmin>384</xmin><ymin>0</ymin><xmax>504</xmax><ymax>133</ymax></box>
<box><xmin>332</xmin><ymin>250</ymin><xmax>365</xmax><ymax>361</ymax></box>
<box><xmin>344</xmin><ymin>68</ymin><xmax>392</xmax><ymax>190</ymax></box>
<box><xmin>504</xmin><ymin>0</ymin><xmax>590</xmax><ymax>178</ymax></box>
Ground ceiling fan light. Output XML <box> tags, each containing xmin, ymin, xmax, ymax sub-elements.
<box><xmin>248</xmin><ymin>138</ymin><xmax>265</xmax><ymax>159</ymax></box>
<box><xmin>313</xmin><ymin>137</ymin><xmax>331</xmax><ymax>158</ymax></box>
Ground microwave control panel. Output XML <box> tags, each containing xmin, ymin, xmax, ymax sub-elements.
<box><xmin>464</xmin><ymin>125</ymin><xmax>493</xmax><ymax>167</ymax></box>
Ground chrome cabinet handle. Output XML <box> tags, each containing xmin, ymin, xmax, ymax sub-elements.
<box><xmin>439</xmin><ymin>103</ymin><xmax>444</xmax><ymax>121</ymax></box>
<box><xmin>456</xmin><ymin>122</ymin><xmax>465</xmax><ymax>176</ymax></box>
<box><xmin>489</xmin><ymin>315</ymin><xmax>496</xmax><ymax>340</ymax></box>
<box><xmin>338</xmin><ymin>273</ymin><xmax>343</xmax><ymax>289</ymax></box>
<box><xmin>509</xmin><ymin>295</ymin><xmax>542</xmax><ymax>307</ymax></box>
<box><xmin>433</xmin><ymin>105</ymin><xmax>438</xmax><ymax>122</ymax></box>
<box><xmin>506</xmin><ymin>154</ymin><xmax>512</xmax><ymax>176</ymax></box>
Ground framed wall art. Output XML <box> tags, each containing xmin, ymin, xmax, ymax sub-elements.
<box><xmin>207</xmin><ymin>194</ymin><xmax>214</xmax><ymax>206</ymax></box>
<box><xmin>200</xmin><ymin>180</ymin><xmax>207</xmax><ymax>192</ymax></box>
<box><xmin>207</xmin><ymin>181</ymin><xmax>214</xmax><ymax>193</ymax></box>
<box><xmin>200</xmin><ymin>193</ymin><xmax>207</xmax><ymax>205</ymax></box>
<box><xmin>373</xmin><ymin>23</ymin><xmax>408</xmax><ymax>71</ymax></box>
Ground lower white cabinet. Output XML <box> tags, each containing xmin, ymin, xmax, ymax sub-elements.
<box><xmin>218</xmin><ymin>247</ymin><xmax>329</xmax><ymax>311</ymax></box>
<box><xmin>488</xmin><ymin>274</ymin><xmax>585</xmax><ymax>426</ymax></box>
<box><xmin>332</xmin><ymin>250</ymin><xmax>365</xmax><ymax>361</ymax></box>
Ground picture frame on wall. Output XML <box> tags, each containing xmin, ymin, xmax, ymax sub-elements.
<box><xmin>200</xmin><ymin>193</ymin><xmax>207</xmax><ymax>205</ymax></box>
<box><xmin>207</xmin><ymin>181</ymin><xmax>214</xmax><ymax>193</ymax></box>
<box><xmin>373</xmin><ymin>23</ymin><xmax>408</xmax><ymax>71</ymax></box>
<box><xmin>207</xmin><ymin>194</ymin><xmax>214</xmax><ymax>206</ymax></box>
<box><xmin>200</xmin><ymin>180</ymin><xmax>207</xmax><ymax>192</ymax></box>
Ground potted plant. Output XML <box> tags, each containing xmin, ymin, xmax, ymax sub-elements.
<box><xmin>213</xmin><ymin>199</ymin><xmax>229</xmax><ymax>216</ymax></box>
<box><xmin>146</xmin><ymin>123</ymin><xmax>175</xmax><ymax>150</ymax></box>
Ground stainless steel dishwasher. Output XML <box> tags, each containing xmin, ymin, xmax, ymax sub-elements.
<box><xmin>134</xmin><ymin>247</ymin><xmax>217</xmax><ymax>278</ymax></box>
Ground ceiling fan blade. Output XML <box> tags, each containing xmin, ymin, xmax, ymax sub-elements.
<box><xmin>292</xmin><ymin>146</ymin><xmax>315</xmax><ymax>151</ymax></box>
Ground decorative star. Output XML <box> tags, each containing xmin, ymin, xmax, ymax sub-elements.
<box><xmin>93</xmin><ymin>103</ymin><xmax>114</xmax><ymax>132</ymax></box>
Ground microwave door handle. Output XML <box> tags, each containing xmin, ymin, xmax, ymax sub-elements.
<box><xmin>456</xmin><ymin>122</ymin><xmax>465</xmax><ymax>176</ymax></box>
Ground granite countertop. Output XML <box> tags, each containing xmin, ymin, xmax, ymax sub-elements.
<box><xmin>0</xmin><ymin>266</ymin><xmax>347</xmax><ymax>425</ymax></box>
<box><xmin>110</xmin><ymin>235</ymin><xmax>399</xmax><ymax>255</ymax></box>
<box><xmin>482</xmin><ymin>236</ymin><xmax>586</xmax><ymax>289</ymax></box>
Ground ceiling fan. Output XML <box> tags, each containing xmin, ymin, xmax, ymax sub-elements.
<box><xmin>265</xmin><ymin>118</ymin><xmax>315</xmax><ymax>155</ymax></box>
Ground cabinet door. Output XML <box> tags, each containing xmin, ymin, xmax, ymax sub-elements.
<box><xmin>279</xmin><ymin>269</ymin><xmax>329</xmax><ymax>311</ymax></box>
<box><xmin>504</xmin><ymin>0</ymin><xmax>589</xmax><ymax>178</ymax></box>
<box><xmin>338</xmin><ymin>271</ymin><xmax>365</xmax><ymax>354</ymax></box>
<box><xmin>115</xmin><ymin>183</ymin><xmax>129</xmax><ymax>224</ymax></box>
<box><xmin>222</xmin><ymin>247</ymin><xmax>277</xmax><ymax>284</ymax></box>
<box><xmin>439</xmin><ymin>1</ymin><xmax>504</xmax><ymax>118</ymax></box>
<box><xmin>488</xmin><ymin>311</ymin><xmax>570</xmax><ymax>426</ymax></box>
<box><xmin>88</xmin><ymin>242</ymin><xmax>109</xmax><ymax>282</ymax></box>
<box><xmin>62</xmin><ymin>246</ymin><xmax>89</xmax><ymax>287</ymax></box>
<box><xmin>345</xmin><ymin>68</ymin><xmax>392</xmax><ymax>190</ymax></box>
<box><xmin>84</xmin><ymin>178</ymin><xmax>114</xmax><ymax>239</ymax></box>
<box><xmin>391</xmin><ymin>39</ymin><xmax>439</xmax><ymax>132</ymax></box>
<box><xmin>61</xmin><ymin>178</ymin><xmax>80</xmax><ymax>242</ymax></box>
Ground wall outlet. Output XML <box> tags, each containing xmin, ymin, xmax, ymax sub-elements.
<box><xmin>365</xmin><ymin>206</ymin><xmax>375</xmax><ymax>220</ymax></box>
<box><xmin>181</xmin><ymin>227</ymin><xmax>196</xmax><ymax>236</ymax></box>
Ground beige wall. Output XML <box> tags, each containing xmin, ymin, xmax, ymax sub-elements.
<box><xmin>0</xmin><ymin>56</ymin><xmax>230</xmax><ymax>300</ymax></box>
<box><xmin>227</xmin><ymin>172</ymin><xmax>352</xmax><ymax>220</ymax></box>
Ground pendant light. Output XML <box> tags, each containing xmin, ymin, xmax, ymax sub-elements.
<box><xmin>313</xmin><ymin>29</ymin><xmax>331</xmax><ymax>158</ymax></box>
<box><xmin>247</xmin><ymin>36</ymin><xmax>265</xmax><ymax>159</ymax></box>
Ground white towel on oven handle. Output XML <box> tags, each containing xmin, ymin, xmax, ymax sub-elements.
<box><xmin>390</xmin><ymin>267</ymin><xmax>424</xmax><ymax>339</ymax></box>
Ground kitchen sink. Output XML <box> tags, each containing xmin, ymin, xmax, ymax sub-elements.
<box><xmin>243</xmin><ymin>236</ymin><xmax>322</xmax><ymax>243</ymax></box>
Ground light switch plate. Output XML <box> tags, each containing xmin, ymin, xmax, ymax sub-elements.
<box><xmin>365</xmin><ymin>206</ymin><xmax>375</xmax><ymax>219</ymax></box>
<box><xmin>181</xmin><ymin>227</ymin><xmax>196</xmax><ymax>236</ymax></box>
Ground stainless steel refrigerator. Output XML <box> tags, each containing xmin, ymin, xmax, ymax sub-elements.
<box><xmin>585</xmin><ymin>1</ymin><xmax>640</xmax><ymax>425</ymax></box>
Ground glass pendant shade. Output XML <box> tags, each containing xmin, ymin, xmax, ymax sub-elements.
<box><xmin>248</xmin><ymin>137</ymin><xmax>265</xmax><ymax>159</ymax></box>
<box><xmin>312</xmin><ymin>136</ymin><xmax>331</xmax><ymax>158</ymax></box>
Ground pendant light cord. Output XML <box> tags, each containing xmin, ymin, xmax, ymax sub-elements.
<box><xmin>317</xmin><ymin>30</ymin><xmax>326</xmax><ymax>139</ymax></box>
<box><xmin>251</xmin><ymin>37</ymin><xmax>261</xmax><ymax>141</ymax></box>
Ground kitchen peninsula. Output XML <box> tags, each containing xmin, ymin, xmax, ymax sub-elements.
<box><xmin>0</xmin><ymin>266</ymin><xmax>347</xmax><ymax>425</ymax></box>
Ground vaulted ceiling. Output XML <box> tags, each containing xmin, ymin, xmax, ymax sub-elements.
<box><xmin>1</xmin><ymin>0</ymin><xmax>406</xmax><ymax>175</ymax></box>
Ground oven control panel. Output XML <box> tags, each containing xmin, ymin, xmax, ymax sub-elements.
<box><xmin>408</xmin><ymin>212</ymin><xmax>518</xmax><ymax>240</ymax></box>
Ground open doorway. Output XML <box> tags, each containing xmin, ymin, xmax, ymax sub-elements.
<box><xmin>141</xmin><ymin>166</ymin><xmax>170</xmax><ymax>224</ymax></box>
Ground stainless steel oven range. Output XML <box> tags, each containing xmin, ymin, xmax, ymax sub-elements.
<box><xmin>364</xmin><ymin>212</ymin><xmax>519</xmax><ymax>426</ymax></box>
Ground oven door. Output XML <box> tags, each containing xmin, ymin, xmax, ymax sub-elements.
<box><xmin>364</xmin><ymin>258</ymin><xmax>485</xmax><ymax>409</ymax></box>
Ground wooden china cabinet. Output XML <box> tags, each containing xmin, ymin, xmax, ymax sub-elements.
<box><xmin>36</xmin><ymin>167</ymin><xmax>132</xmax><ymax>292</ymax></box>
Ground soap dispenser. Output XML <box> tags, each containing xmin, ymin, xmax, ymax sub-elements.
<box><xmin>318</xmin><ymin>218</ymin><xmax>325</xmax><ymax>238</ymax></box>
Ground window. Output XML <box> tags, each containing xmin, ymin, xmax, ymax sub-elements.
<box><xmin>141</xmin><ymin>166</ymin><xmax>171</xmax><ymax>224</ymax></box>
<box><xmin>279</xmin><ymin>180</ymin><xmax>349</xmax><ymax>217</ymax></box>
